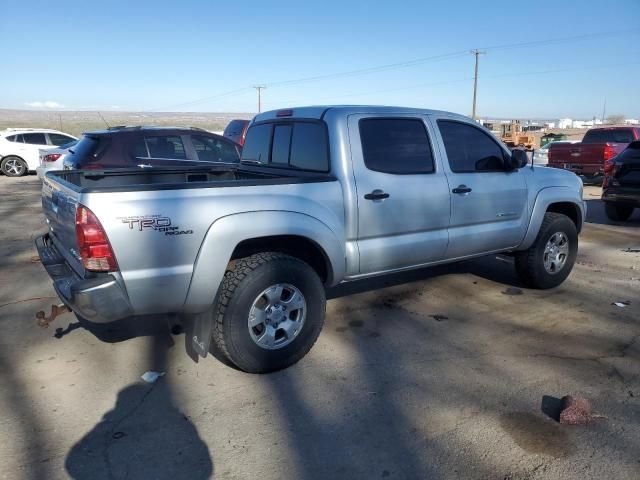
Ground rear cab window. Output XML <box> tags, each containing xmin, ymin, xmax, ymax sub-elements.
<box><xmin>241</xmin><ymin>121</ymin><xmax>329</xmax><ymax>172</ymax></box>
<box><xmin>582</xmin><ymin>129</ymin><xmax>636</xmax><ymax>144</ymax></box>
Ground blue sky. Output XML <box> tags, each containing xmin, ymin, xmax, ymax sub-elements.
<box><xmin>1</xmin><ymin>0</ymin><xmax>639</xmax><ymax>118</ymax></box>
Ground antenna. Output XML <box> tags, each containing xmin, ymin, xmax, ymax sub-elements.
<box><xmin>97</xmin><ymin>111</ymin><xmax>110</xmax><ymax>128</ymax></box>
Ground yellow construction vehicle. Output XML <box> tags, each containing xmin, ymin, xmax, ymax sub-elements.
<box><xmin>500</xmin><ymin>121</ymin><xmax>535</xmax><ymax>150</ymax></box>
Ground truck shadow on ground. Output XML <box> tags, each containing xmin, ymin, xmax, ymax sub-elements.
<box><xmin>327</xmin><ymin>254</ymin><xmax>520</xmax><ymax>300</ymax></box>
<box><xmin>584</xmin><ymin>198</ymin><xmax>640</xmax><ymax>228</ymax></box>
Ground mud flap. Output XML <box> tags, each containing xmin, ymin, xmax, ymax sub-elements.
<box><xmin>189</xmin><ymin>309</ymin><xmax>213</xmax><ymax>358</ymax></box>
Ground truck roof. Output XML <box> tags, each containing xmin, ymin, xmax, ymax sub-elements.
<box><xmin>254</xmin><ymin>105</ymin><xmax>469</xmax><ymax>122</ymax></box>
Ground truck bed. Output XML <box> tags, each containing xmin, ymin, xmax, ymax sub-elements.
<box><xmin>45</xmin><ymin>165</ymin><xmax>336</xmax><ymax>193</ymax></box>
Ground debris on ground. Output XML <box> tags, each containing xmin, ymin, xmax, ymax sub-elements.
<box><xmin>30</xmin><ymin>255</ymin><xmax>41</xmax><ymax>263</ymax></box>
<box><xmin>559</xmin><ymin>396</ymin><xmax>594</xmax><ymax>425</ymax></box>
<box><xmin>502</xmin><ymin>287</ymin><xmax>523</xmax><ymax>296</ymax></box>
<box><xmin>141</xmin><ymin>371</ymin><xmax>165</xmax><ymax>383</ymax></box>
<box><xmin>430</xmin><ymin>314</ymin><xmax>448</xmax><ymax>322</ymax></box>
<box><xmin>612</xmin><ymin>301</ymin><xmax>631</xmax><ymax>308</ymax></box>
<box><xmin>622</xmin><ymin>247</ymin><xmax>640</xmax><ymax>253</ymax></box>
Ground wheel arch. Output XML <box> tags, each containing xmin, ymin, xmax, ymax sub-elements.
<box><xmin>517</xmin><ymin>187</ymin><xmax>585</xmax><ymax>250</ymax></box>
<box><xmin>183</xmin><ymin>210</ymin><xmax>345</xmax><ymax>314</ymax></box>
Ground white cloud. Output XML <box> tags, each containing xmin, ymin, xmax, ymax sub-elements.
<box><xmin>24</xmin><ymin>100</ymin><xmax>64</xmax><ymax>109</ymax></box>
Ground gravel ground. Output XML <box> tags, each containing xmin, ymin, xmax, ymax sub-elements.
<box><xmin>0</xmin><ymin>175</ymin><xmax>638</xmax><ymax>480</ymax></box>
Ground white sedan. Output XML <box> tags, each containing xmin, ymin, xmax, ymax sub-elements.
<box><xmin>36</xmin><ymin>140</ymin><xmax>78</xmax><ymax>180</ymax></box>
<box><xmin>0</xmin><ymin>128</ymin><xmax>77</xmax><ymax>176</ymax></box>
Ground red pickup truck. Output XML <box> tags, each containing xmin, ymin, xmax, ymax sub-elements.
<box><xmin>548</xmin><ymin>126</ymin><xmax>640</xmax><ymax>181</ymax></box>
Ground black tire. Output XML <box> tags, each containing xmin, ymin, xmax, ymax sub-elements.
<box><xmin>212</xmin><ymin>252</ymin><xmax>326</xmax><ymax>373</ymax></box>
<box><xmin>515</xmin><ymin>212</ymin><xmax>578</xmax><ymax>289</ymax></box>
<box><xmin>604</xmin><ymin>203</ymin><xmax>634</xmax><ymax>222</ymax></box>
<box><xmin>1</xmin><ymin>156</ymin><xmax>28</xmax><ymax>177</ymax></box>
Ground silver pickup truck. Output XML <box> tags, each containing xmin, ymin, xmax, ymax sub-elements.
<box><xmin>37</xmin><ymin>106</ymin><xmax>586</xmax><ymax>373</ymax></box>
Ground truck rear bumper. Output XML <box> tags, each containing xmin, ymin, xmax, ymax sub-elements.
<box><xmin>602</xmin><ymin>188</ymin><xmax>640</xmax><ymax>207</ymax></box>
<box><xmin>35</xmin><ymin>234</ymin><xmax>133</xmax><ymax>323</ymax></box>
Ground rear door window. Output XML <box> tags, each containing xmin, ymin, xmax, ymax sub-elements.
<box><xmin>145</xmin><ymin>135</ymin><xmax>187</xmax><ymax>159</ymax></box>
<box><xmin>22</xmin><ymin>133</ymin><xmax>47</xmax><ymax>145</ymax></box>
<box><xmin>191</xmin><ymin>135</ymin><xmax>240</xmax><ymax>163</ymax></box>
<box><xmin>359</xmin><ymin>118</ymin><xmax>434</xmax><ymax>174</ymax></box>
<box><xmin>437</xmin><ymin>120</ymin><xmax>506</xmax><ymax>172</ymax></box>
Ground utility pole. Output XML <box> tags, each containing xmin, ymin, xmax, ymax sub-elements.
<box><xmin>601</xmin><ymin>98</ymin><xmax>606</xmax><ymax>123</ymax></box>
<box><xmin>470</xmin><ymin>49</ymin><xmax>485</xmax><ymax>120</ymax></box>
<box><xmin>253</xmin><ymin>85</ymin><xmax>266</xmax><ymax>113</ymax></box>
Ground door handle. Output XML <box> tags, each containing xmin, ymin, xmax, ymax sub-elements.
<box><xmin>452</xmin><ymin>185</ymin><xmax>472</xmax><ymax>194</ymax></box>
<box><xmin>364</xmin><ymin>189</ymin><xmax>390</xmax><ymax>200</ymax></box>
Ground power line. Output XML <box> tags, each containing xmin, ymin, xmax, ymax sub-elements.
<box><xmin>262</xmin><ymin>28</ymin><xmax>638</xmax><ymax>90</ymax></box>
<box><xmin>146</xmin><ymin>87</ymin><xmax>253</xmax><ymax>112</ymax></box>
<box><xmin>267</xmin><ymin>61</ymin><xmax>640</xmax><ymax>108</ymax></box>
<box><xmin>148</xmin><ymin>28</ymin><xmax>639</xmax><ymax>111</ymax></box>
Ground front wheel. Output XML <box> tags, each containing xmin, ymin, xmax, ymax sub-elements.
<box><xmin>212</xmin><ymin>252</ymin><xmax>326</xmax><ymax>373</ymax></box>
<box><xmin>604</xmin><ymin>203</ymin><xmax>634</xmax><ymax>222</ymax></box>
<box><xmin>515</xmin><ymin>212</ymin><xmax>578</xmax><ymax>289</ymax></box>
<box><xmin>1</xmin><ymin>156</ymin><xmax>28</xmax><ymax>177</ymax></box>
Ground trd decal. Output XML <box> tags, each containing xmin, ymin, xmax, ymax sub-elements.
<box><xmin>118</xmin><ymin>215</ymin><xmax>193</xmax><ymax>236</ymax></box>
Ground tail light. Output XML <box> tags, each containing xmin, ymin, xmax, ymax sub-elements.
<box><xmin>603</xmin><ymin>144</ymin><xmax>616</xmax><ymax>161</ymax></box>
<box><xmin>603</xmin><ymin>158</ymin><xmax>615</xmax><ymax>174</ymax></box>
<box><xmin>43</xmin><ymin>153</ymin><xmax>62</xmax><ymax>162</ymax></box>
<box><xmin>75</xmin><ymin>205</ymin><xmax>118</xmax><ymax>272</ymax></box>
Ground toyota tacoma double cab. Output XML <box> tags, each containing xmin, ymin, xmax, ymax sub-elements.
<box><xmin>37</xmin><ymin>106</ymin><xmax>586</xmax><ymax>373</ymax></box>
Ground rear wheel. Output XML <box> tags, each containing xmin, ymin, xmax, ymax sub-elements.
<box><xmin>515</xmin><ymin>212</ymin><xmax>578</xmax><ymax>289</ymax></box>
<box><xmin>1</xmin><ymin>156</ymin><xmax>28</xmax><ymax>177</ymax></box>
<box><xmin>212</xmin><ymin>252</ymin><xmax>326</xmax><ymax>373</ymax></box>
<box><xmin>604</xmin><ymin>203</ymin><xmax>634</xmax><ymax>222</ymax></box>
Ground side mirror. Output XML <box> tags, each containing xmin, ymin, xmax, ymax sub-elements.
<box><xmin>508</xmin><ymin>149</ymin><xmax>528</xmax><ymax>170</ymax></box>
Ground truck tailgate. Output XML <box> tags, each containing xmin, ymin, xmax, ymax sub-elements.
<box><xmin>41</xmin><ymin>175</ymin><xmax>83</xmax><ymax>273</ymax></box>
<box><xmin>548</xmin><ymin>143</ymin><xmax>624</xmax><ymax>176</ymax></box>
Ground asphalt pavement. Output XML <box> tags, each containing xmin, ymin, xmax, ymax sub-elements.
<box><xmin>0</xmin><ymin>175</ymin><xmax>638</xmax><ymax>480</ymax></box>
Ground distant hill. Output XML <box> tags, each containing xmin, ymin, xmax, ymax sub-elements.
<box><xmin>0</xmin><ymin>109</ymin><xmax>254</xmax><ymax>137</ymax></box>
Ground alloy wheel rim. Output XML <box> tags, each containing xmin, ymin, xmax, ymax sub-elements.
<box><xmin>248</xmin><ymin>283</ymin><xmax>307</xmax><ymax>350</ymax></box>
<box><xmin>5</xmin><ymin>159</ymin><xmax>24</xmax><ymax>175</ymax></box>
<box><xmin>543</xmin><ymin>232</ymin><xmax>569</xmax><ymax>274</ymax></box>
